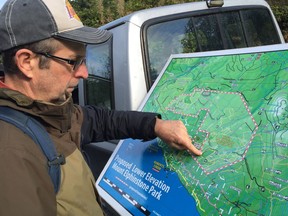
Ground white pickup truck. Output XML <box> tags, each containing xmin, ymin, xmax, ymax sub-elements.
<box><xmin>75</xmin><ymin>0</ymin><xmax>285</xmax><ymax>182</ymax></box>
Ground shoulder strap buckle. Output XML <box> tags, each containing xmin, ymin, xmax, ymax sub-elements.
<box><xmin>48</xmin><ymin>154</ymin><xmax>66</xmax><ymax>166</ymax></box>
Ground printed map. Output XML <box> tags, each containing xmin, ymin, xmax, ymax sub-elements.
<box><xmin>97</xmin><ymin>46</ymin><xmax>288</xmax><ymax>216</ymax></box>
<box><xmin>142</xmin><ymin>49</ymin><xmax>288</xmax><ymax>215</ymax></box>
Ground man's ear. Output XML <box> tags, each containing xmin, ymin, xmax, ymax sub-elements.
<box><xmin>14</xmin><ymin>49</ymin><xmax>37</xmax><ymax>79</ymax></box>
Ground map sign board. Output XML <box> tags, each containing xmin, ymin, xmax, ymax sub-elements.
<box><xmin>96</xmin><ymin>44</ymin><xmax>288</xmax><ymax>216</ymax></box>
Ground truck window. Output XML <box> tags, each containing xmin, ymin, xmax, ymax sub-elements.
<box><xmin>242</xmin><ymin>9</ymin><xmax>281</xmax><ymax>46</ymax></box>
<box><xmin>145</xmin><ymin>7</ymin><xmax>281</xmax><ymax>84</ymax></box>
<box><xmin>85</xmin><ymin>38</ymin><xmax>114</xmax><ymax>109</ymax></box>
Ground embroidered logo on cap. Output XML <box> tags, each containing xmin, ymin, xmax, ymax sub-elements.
<box><xmin>65</xmin><ymin>0</ymin><xmax>81</xmax><ymax>21</ymax></box>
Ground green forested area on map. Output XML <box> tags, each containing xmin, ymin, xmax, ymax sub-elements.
<box><xmin>140</xmin><ymin>48</ymin><xmax>288</xmax><ymax>215</ymax></box>
<box><xmin>71</xmin><ymin>0</ymin><xmax>288</xmax><ymax>41</ymax></box>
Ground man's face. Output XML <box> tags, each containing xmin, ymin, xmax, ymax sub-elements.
<box><xmin>33</xmin><ymin>40</ymin><xmax>88</xmax><ymax>103</ymax></box>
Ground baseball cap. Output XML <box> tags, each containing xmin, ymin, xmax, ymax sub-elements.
<box><xmin>0</xmin><ymin>0</ymin><xmax>112</xmax><ymax>52</ymax></box>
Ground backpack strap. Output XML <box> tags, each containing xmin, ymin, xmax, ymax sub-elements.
<box><xmin>0</xmin><ymin>106</ymin><xmax>65</xmax><ymax>193</ymax></box>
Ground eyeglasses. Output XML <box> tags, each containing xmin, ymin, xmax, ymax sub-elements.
<box><xmin>34</xmin><ymin>52</ymin><xmax>86</xmax><ymax>71</ymax></box>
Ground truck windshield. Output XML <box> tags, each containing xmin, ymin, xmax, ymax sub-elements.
<box><xmin>145</xmin><ymin>7</ymin><xmax>281</xmax><ymax>84</ymax></box>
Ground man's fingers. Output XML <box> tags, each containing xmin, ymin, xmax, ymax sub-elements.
<box><xmin>175</xmin><ymin>136</ymin><xmax>202</xmax><ymax>156</ymax></box>
<box><xmin>181</xmin><ymin>137</ymin><xmax>202</xmax><ymax>156</ymax></box>
<box><xmin>155</xmin><ymin>119</ymin><xmax>202</xmax><ymax>156</ymax></box>
<box><xmin>186</xmin><ymin>143</ymin><xmax>202</xmax><ymax>156</ymax></box>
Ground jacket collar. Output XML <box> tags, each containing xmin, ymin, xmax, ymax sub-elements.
<box><xmin>0</xmin><ymin>86</ymin><xmax>74</xmax><ymax>132</ymax></box>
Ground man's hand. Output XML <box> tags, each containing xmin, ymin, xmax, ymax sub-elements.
<box><xmin>154</xmin><ymin>118</ymin><xmax>202</xmax><ymax>156</ymax></box>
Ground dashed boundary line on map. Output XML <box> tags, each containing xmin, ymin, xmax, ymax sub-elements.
<box><xmin>166</xmin><ymin>88</ymin><xmax>259</xmax><ymax>175</ymax></box>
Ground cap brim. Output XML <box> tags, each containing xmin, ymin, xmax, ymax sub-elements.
<box><xmin>54</xmin><ymin>26</ymin><xmax>112</xmax><ymax>44</ymax></box>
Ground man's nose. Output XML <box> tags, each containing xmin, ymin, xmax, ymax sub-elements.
<box><xmin>74</xmin><ymin>63</ymin><xmax>88</xmax><ymax>79</ymax></box>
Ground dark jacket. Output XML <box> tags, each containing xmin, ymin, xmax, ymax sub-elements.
<box><xmin>0</xmin><ymin>85</ymin><xmax>159</xmax><ymax>216</ymax></box>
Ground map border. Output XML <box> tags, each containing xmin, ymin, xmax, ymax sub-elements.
<box><xmin>95</xmin><ymin>43</ymin><xmax>288</xmax><ymax>215</ymax></box>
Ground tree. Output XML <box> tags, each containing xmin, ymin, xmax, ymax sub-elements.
<box><xmin>271</xmin><ymin>5</ymin><xmax>288</xmax><ymax>41</ymax></box>
<box><xmin>70</xmin><ymin>0</ymin><xmax>288</xmax><ymax>41</ymax></box>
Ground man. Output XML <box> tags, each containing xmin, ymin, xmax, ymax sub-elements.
<box><xmin>0</xmin><ymin>0</ymin><xmax>201</xmax><ymax>215</ymax></box>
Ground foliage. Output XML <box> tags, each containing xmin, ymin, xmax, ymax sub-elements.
<box><xmin>70</xmin><ymin>0</ymin><xmax>288</xmax><ymax>42</ymax></box>
<box><xmin>71</xmin><ymin>0</ymin><xmax>198</xmax><ymax>27</ymax></box>
<box><xmin>271</xmin><ymin>5</ymin><xmax>288</xmax><ymax>41</ymax></box>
